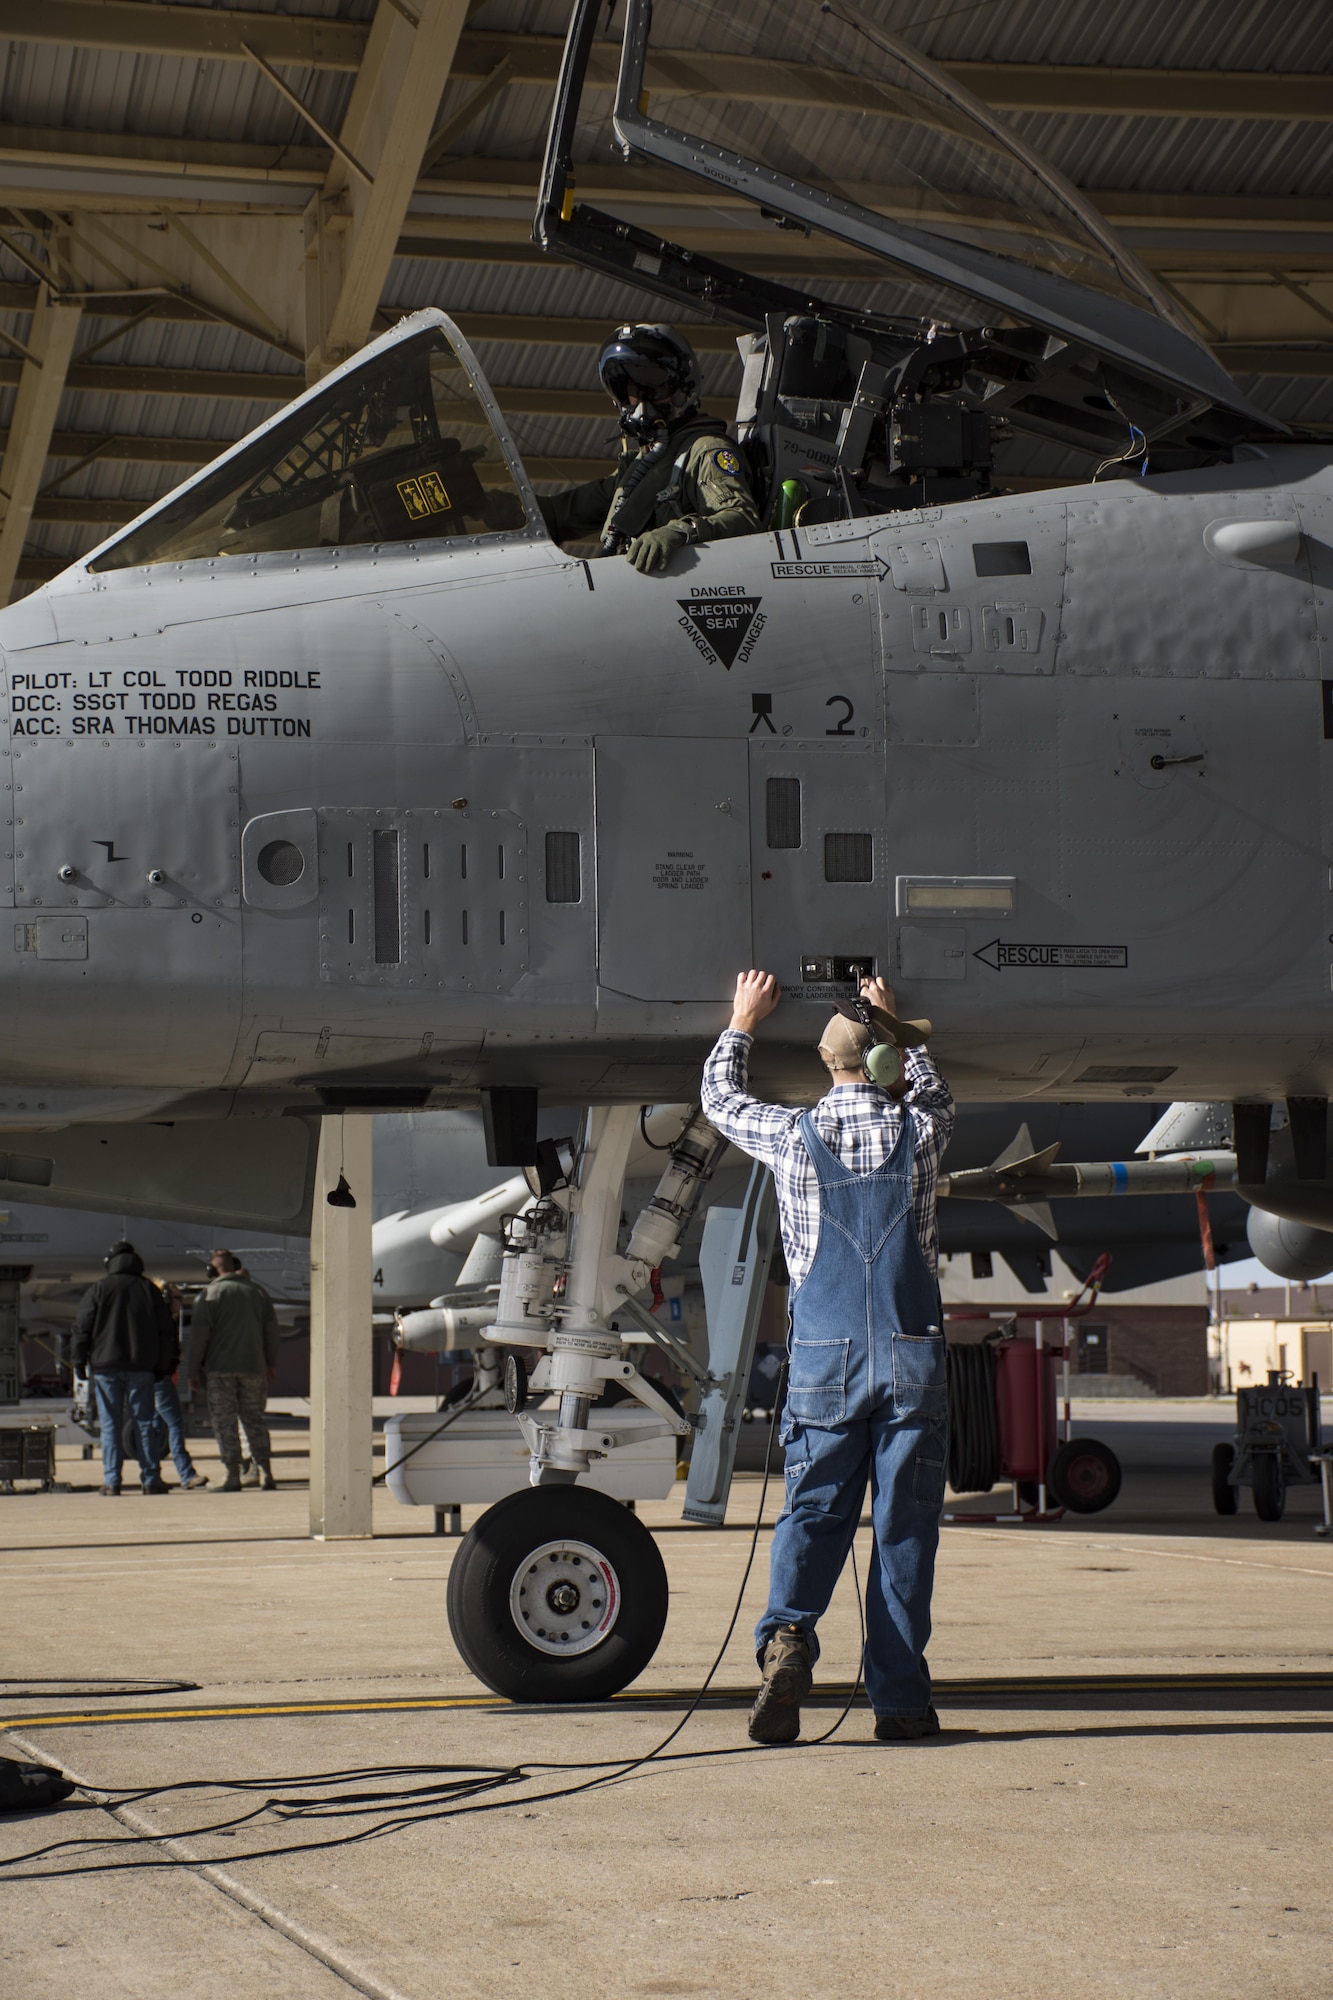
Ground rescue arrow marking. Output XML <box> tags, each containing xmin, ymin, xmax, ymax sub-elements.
<box><xmin>974</xmin><ymin>939</ymin><xmax>1129</xmax><ymax>970</ymax></box>
<box><xmin>770</xmin><ymin>558</ymin><xmax>890</xmax><ymax>581</ymax></box>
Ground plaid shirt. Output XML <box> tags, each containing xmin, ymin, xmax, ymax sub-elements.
<box><xmin>700</xmin><ymin>1031</ymin><xmax>955</xmax><ymax>1289</ymax></box>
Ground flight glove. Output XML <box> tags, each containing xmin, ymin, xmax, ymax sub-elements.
<box><xmin>625</xmin><ymin>519</ymin><xmax>692</xmax><ymax>573</ymax></box>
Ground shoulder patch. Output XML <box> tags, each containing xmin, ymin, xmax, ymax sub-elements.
<box><xmin>712</xmin><ymin>446</ymin><xmax>743</xmax><ymax>476</ymax></box>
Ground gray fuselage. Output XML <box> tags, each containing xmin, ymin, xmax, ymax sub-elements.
<box><xmin>2</xmin><ymin>446</ymin><xmax>1329</xmax><ymax>1114</ymax></box>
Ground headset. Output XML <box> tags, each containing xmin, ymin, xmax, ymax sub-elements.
<box><xmin>826</xmin><ymin>998</ymin><xmax>903</xmax><ymax>1089</ymax></box>
<box><xmin>855</xmin><ymin>1000</ymin><xmax>904</xmax><ymax>1088</ymax></box>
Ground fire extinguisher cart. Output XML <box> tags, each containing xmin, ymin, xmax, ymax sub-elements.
<box><xmin>944</xmin><ymin>1257</ymin><xmax>1122</xmax><ymax>1524</ymax></box>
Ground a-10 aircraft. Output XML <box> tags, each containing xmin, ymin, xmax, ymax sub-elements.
<box><xmin>1</xmin><ymin>0</ymin><xmax>1327</xmax><ymax>1696</ymax></box>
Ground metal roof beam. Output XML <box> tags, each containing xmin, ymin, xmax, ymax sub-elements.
<box><xmin>8</xmin><ymin>128</ymin><xmax>1333</xmax><ymax>235</ymax></box>
<box><xmin>15</xmin><ymin>13</ymin><xmax>1333</xmax><ymax>120</ymax></box>
<box><xmin>0</xmin><ymin>355</ymin><xmax>736</xmax><ymax>410</ymax></box>
<box><xmin>948</xmin><ymin>61</ymin><xmax>1333</xmax><ymax>120</ymax></box>
<box><xmin>0</xmin><ymin>357</ymin><xmax>301</xmax><ymax>400</ymax></box>
<box><xmin>1</xmin><ymin>339</ymin><xmax>1325</xmax><ymax>409</ymax></box>
<box><xmin>11</xmin><ymin>2</ymin><xmax>369</xmax><ymax>71</ymax></box>
<box><xmin>304</xmin><ymin>0</ymin><xmax>471</xmax><ymax>381</ymax></box>
<box><xmin>0</xmin><ymin>289</ymin><xmax>82</xmax><ymax>603</ymax></box>
<box><xmin>29</xmin><ymin>429</ymin><xmax>229</xmax><ymax>464</ymax></box>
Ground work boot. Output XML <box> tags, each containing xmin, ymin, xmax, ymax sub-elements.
<box><xmin>258</xmin><ymin>1463</ymin><xmax>277</xmax><ymax>1491</ymax></box>
<box><xmin>221</xmin><ymin>1466</ymin><xmax>243</xmax><ymax>1492</ymax></box>
<box><xmin>240</xmin><ymin>1458</ymin><xmax>261</xmax><ymax>1488</ymax></box>
<box><xmin>182</xmin><ymin>1472</ymin><xmax>209</xmax><ymax>1490</ymax></box>
<box><xmin>99</xmin><ymin>1481</ymin><xmax>120</xmax><ymax>1497</ymax></box>
<box><xmin>748</xmin><ymin>1625</ymin><xmax>813</xmax><ymax>1746</ymax></box>
<box><xmin>141</xmin><ymin>1474</ymin><xmax>170</xmax><ymax>1494</ymax></box>
<box><xmin>873</xmin><ymin>1705</ymin><xmax>941</xmax><ymax>1743</ymax></box>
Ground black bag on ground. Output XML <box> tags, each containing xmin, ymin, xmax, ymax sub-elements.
<box><xmin>0</xmin><ymin>1755</ymin><xmax>76</xmax><ymax>1812</ymax></box>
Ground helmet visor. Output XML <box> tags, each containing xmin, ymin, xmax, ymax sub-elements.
<box><xmin>600</xmin><ymin>355</ymin><xmax>678</xmax><ymax>405</ymax></box>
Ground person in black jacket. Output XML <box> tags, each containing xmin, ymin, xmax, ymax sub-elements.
<box><xmin>70</xmin><ymin>1241</ymin><xmax>176</xmax><ymax>1495</ymax></box>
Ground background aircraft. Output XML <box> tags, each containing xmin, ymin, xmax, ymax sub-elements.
<box><xmin>11</xmin><ymin>1095</ymin><xmax>1247</xmax><ymax>1397</ymax></box>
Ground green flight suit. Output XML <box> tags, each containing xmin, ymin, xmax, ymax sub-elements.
<box><xmin>538</xmin><ymin>421</ymin><xmax>762</xmax><ymax>553</ymax></box>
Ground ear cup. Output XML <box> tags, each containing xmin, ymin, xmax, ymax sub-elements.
<box><xmin>863</xmin><ymin>1041</ymin><xmax>902</xmax><ymax>1087</ymax></box>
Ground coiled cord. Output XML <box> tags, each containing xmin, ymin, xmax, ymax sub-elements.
<box><xmin>945</xmin><ymin>1339</ymin><xmax>999</xmax><ymax>1494</ymax></box>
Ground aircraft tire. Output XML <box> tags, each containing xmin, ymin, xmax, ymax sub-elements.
<box><xmin>1047</xmin><ymin>1438</ymin><xmax>1121</xmax><ymax>1514</ymax></box>
<box><xmin>1211</xmin><ymin>1442</ymin><xmax>1238</xmax><ymax>1515</ymax></box>
<box><xmin>446</xmin><ymin>1485</ymin><xmax>668</xmax><ymax>1702</ymax></box>
<box><xmin>1251</xmin><ymin>1452</ymin><xmax>1286</xmax><ymax>1523</ymax></box>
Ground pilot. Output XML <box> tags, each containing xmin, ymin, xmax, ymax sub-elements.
<box><xmin>537</xmin><ymin>323</ymin><xmax>761</xmax><ymax>571</ymax></box>
<box><xmin>700</xmin><ymin>971</ymin><xmax>955</xmax><ymax>1745</ymax></box>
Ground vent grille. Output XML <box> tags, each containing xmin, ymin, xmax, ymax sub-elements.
<box><xmin>545</xmin><ymin>831</ymin><xmax>581</xmax><ymax>903</ymax></box>
<box><xmin>765</xmin><ymin>776</ymin><xmax>802</xmax><ymax>849</ymax></box>
<box><xmin>371</xmin><ymin>829</ymin><xmax>402</xmax><ymax>964</ymax></box>
<box><xmin>824</xmin><ymin>832</ymin><xmax>873</xmax><ymax>883</ymax></box>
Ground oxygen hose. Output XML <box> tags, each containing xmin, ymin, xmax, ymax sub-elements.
<box><xmin>945</xmin><ymin>1338</ymin><xmax>1000</xmax><ymax>1495</ymax></box>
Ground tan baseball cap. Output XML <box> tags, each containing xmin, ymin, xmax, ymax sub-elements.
<box><xmin>816</xmin><ymin>1013</ymin><xmax>875</xmax><ymax>1071</ymax></box>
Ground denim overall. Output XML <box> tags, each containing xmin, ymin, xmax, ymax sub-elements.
<box><xmin>755</xmin><ymin>1111</ymin><xmax>947</xmax><ymax>1717</ymax></box>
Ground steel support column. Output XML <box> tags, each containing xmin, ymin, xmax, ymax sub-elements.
<box><xmin>309</xmin><ymin>1114</ymin><xmax>374</xmax><ymax>1540</ymax></box>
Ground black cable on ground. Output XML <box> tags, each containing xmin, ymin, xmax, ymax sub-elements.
<box><xmin>0</xmin><ymin>1370</ymin><xmax>874</xmax><ymax>1881</ymax></box>
<box><xmin>0</xmin><ymin>1679</ymin><xmax>199</xmax><ymax>1699</ymax></box>
<box><xmin>945</xmin><ymin>1338</ymin><xmax>999</xmax><ymax>1494</ymax></box>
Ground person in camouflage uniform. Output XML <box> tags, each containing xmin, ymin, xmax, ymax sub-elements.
<box><xmin>186</xmin><ymin>1248</ymin><xmax>281</xmax><ymax>1492</ymax></box>
<box><xmin>538</xmin><ymin>323</ymin><xmax>762</xmax><ymax>572</ymax></box>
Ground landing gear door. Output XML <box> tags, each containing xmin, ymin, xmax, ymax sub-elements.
<box><xmin>684</xmin><ymin>1163</ymin><xmax>778</xmax><ymax>1526</ymax></box>
<box><xmin>595</xmin><ymin>737</ymin><xmax>750</xmax><ymax>1001</ymax></box>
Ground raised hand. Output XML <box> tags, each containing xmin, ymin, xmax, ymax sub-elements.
<box><xmin>729</xmin><ymin>969</ymin><xmax>781</xmax><ymax>1032</ymax></box>
<box><xmin>860</xmin><ymin>974</ymin><xmax>897</xmax><ymax>1017</ymax></box>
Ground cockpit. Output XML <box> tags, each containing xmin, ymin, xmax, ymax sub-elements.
<box><xmin>88</xmin><ymin>325</ymin><xmax>530</xmax><ymax>572</ymax></box>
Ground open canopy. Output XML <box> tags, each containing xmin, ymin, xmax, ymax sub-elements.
<box><xmin>536</xmin><ymin>0</ymin><xmax>1278</xmax><ymax>471</ymax></box>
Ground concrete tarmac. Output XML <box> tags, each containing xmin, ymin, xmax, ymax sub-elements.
<box><xmin>2</xmin><ymin>1400</ymin><xmax>1330</xmax><ymax>2000</ymax></box>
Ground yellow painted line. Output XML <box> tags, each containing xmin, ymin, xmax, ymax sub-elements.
<box><xmin>4</xmin><ymin>1672</ymin><xmax>1332</xmax><ymax>1732</ymax></box>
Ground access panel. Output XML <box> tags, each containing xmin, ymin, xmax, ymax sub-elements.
<box><xmin>748</xmin><ymin>740</ymin><xmax>883</xmax><ymax>994</ymax></box>
<box><xmin>595</xmin><ymin>737</ymin><xmax>750</xmax><ymax>1001</ymax></box>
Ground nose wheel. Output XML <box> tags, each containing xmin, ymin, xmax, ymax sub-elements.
<box><xmin>446</xmin><ymin>1485</ymin><xmax>669</xmax><ymax>1702</ymax></box>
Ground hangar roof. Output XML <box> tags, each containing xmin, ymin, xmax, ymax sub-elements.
<box><xmin>0</xmin><ymin>0</ymin><xmax>1330</xmax><ymax>595</ymax></box>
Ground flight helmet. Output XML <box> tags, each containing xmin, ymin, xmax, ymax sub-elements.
<box><xmin>597</xmin><ymin>323</ymin><xmax>701</xmax><ymax>440</ymax></box>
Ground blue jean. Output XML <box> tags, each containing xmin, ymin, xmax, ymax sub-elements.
<box><xmin>758</xmin><ymin>1402</ymin><xmax>945</xmax><ymax>1717</ymax></box>
<box><xmin>93</xmin><ymin>1370</ymin><xmax>158</xmax><ymax>1488</ymax></box>
<box><xmin>755</xmin><ymin>1111</ymin><xmax>946</xmax><ymax>1719</ymax></box>
<box><xmin>148</xmin><ymin>1376</ymin><xmax>196</xmax><ymax>1483</ymax></box>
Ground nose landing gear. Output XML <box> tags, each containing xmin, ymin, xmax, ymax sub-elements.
<box><xmin>444</xmin><ymin>1103</ymin><xmax>732</xmax><ymax>1701</ymax></box>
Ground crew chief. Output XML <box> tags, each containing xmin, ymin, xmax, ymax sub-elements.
<box><xmin>700</xmin><ymin>970</ymin><xmax>955</xmax><ymax>1744</ymax></box>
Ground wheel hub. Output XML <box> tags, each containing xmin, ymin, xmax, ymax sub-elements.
<box><xmin>509</xmin><ymin>1538</ymin><xmax>620</xmax><ymax>1657</ymax></box>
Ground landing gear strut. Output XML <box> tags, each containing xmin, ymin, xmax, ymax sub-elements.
<box><xmin>445</xmin><ymin>1104</ymin><xmax>734</xmax><ymax>1699</ymax></box>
